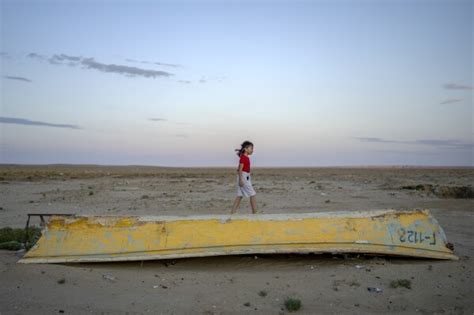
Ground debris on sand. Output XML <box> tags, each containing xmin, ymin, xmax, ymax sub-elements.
<box><xmin>367</xmin><ymin>287</ymin><xmax>383</xmax><ymax>293</ymax></box>
<box><xmin>401</xmin><ymin>184</ymin><xmax>473</xmax><ymax>199</ymax></box>
<box><xmin>258</xmin><ymin>290</ymin><xmax>268</xmax><ymax>297</ymax></box>
<box><xmin>102</xmin><ymin>274</ymin><xmax>117</xmax><ymax>282</ymax></box>
<box><xmin>163</xmin><ymin>260</ymin><xmax>177</xmax><ymax>267</ymax></box>
<box><xmin>390</xmin><ymin>279</ymin><xmax>412</xmax><ymax>289</ymax></box>
<box><xmin>284</xmin><ymin>298</ymin><xmax>302</xmax><ymax>312</ymax></box>
<box><xmin>57</xmin><ymin>278</ymin><xmax>66</xmax><ymax>284</ymax></box>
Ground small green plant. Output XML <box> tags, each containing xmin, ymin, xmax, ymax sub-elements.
<box><xmin>390</xmin><ymin>279</ymin><xmax>412</xmax><ymax>289</ymax></box>
<box><xmin>0</xmin><ymin>226</ymin><xmax>41</xmax><ymax>250</ymax></box>
<box><xmin>0</xmin><ymin>241</ymin><xmax>22</xmax><ymax>250</ymax></box>
<box><xmin>284</xmin><ymin>298</ymin><xmax>301</xmax><ymax>312</ymax></box>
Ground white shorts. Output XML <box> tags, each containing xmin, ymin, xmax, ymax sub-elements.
<box><xmin>236</xmin><ymin>171</ymin><xmax>256</xmax><ymax>197</ymax></box>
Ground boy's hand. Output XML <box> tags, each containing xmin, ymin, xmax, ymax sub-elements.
<box><xmin>239</xmin><ymin>179</ymin><xmax>244</xmax><ymax>187</ymax></box>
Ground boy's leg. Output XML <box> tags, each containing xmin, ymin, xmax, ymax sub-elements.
<box><xmin>230</xmin><ymin>196</ymin><xmax>242</xmax><ymax>214</ymax></box>
<box><xmin>250</xmin><ymin>195</ymin><xmax>257</xmax><ymax>214</ymax></box>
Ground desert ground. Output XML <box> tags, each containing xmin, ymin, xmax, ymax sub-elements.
<box><xmin>0</xmin><ymin>165</ymin><xmax>473</xmax><ymax>314</ymax></box>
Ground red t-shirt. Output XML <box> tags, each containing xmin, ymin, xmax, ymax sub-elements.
<box><xmin>239</xmin><ymin>154</ymin><xmax>251</xmax><ymax>172</ymax></box>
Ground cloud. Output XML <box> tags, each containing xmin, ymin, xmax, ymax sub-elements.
<box><xmin>371</xmin><ymin>149</ymin><xmax>441</xmax><ymax>156</ymax></box>
<box><xmin>355</xmin><ymin>137</ymin><xmax>473</xmax><ymax>150</ymax></box>
<box><xmin>155</xmin><ymin>62</ymin><xmax>180</xmax><ymax>68</ymax></box>
<box><xmin>178</xmin><ymin>80</ymin><xmax>191</xmax><ymax>84</ymax></box>
<box><xmin>27</xmin><ymin>52</ymin><xmax>173</xmax><ymax>79</ymax></box>
<box><xmin>414</xmin><ymin>139</ymin><xmax>473</xmax><ymax>149</ymax></box>
<box><xmin>50</xmin><ymin>53</ymin><xmax>82</xmax><ymax>63</ymax></box>
<box><xmin>125</xmin><ymin>58</ymin><xmax>181</xmax><ymax>68</ymax></box>
<box><xmin>0</xmin><ymin>117</ymin><xmax>81</xmax><ymax>129</ymax></box>
<box><xmin>27</xmin><ymin>52</ymin><xmax>48</xmax><ymax>61</ymax></box>
<box><xmin>356</xmin><ymin>137</ymin><xmax>398</xmax><ymax>144</ymax></box>
<box><xmin>148</xmin><ymin>118</ymin><xmax>192</xmax><ymax>126</ymax></box>
<box><xmin>440</xmin><ymin>98</ymin><xmax>462</xmax><ymax>105</ymax></box>
<box><xmin>0</xmin><ymin>52</ymin><xmax>12</xmax><ymax>59</ymax></box>
<box><xmin>81</xmin><ymin>58</ymin><xmax>172</xmax><ymax>78</ymax></box>
<box><xmin>443</xmin><ymin>83</ymin><xmax>473</xmax><ymax>90</ymax></box>
<box><xmin>3</xmin><ymin>75</ymin><xmax>32</xmax><ymax>82</ymax></box>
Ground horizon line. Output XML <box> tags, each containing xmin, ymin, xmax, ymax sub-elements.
<box><xmin>0</xmin><ymin>163</ymin><xmax>473</xmax><ymax>169</ymax></box>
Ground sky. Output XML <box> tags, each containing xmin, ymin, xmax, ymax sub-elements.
<box><xmin>0</xmin><ymin>0</ymin><xmax>472</xmax><ymax>167</ymax></box>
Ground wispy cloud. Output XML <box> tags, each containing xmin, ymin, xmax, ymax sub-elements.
<box><xmin>179</xmin><ymin>76</ymin><xmax>226</xmax><ymax>84</ymax></box>
<box><xmin>25</xmin><ymin>52</ymin><xmax>222</xmax><ymax>83</ymax></box>
<box><xmin>148</xmin><ymin>118</ymin><xmax>192</xmax><ymax>126</ymax></box>
<box><xmin>27</xmin><ymin>52</ymin><xmax>173</xmax><ymax>79</ymax></box>
<box><xmin>356</xmin><ymin>137</ymin><xmax>394</xmax><ymax>143</ymax></box>
<box><xmin>27</xmin><ymin>52</ymin><xmax>48</xmax><ymax>61</ymax></box>
<box><xmin>0</xmin><ymin>51</ymin><xmax>12</xmax><ymax>59</ymax></box>
<box><xmin>371</xmin><ymin>149</ymin><xmax>441</xmax><ymax>156</ymax></box>
<box><xmin>443</xmin><ymin>83</ymin><xmax>473</xmax><ymax>90</ymax></box>
<box><xmin>355</xmin><ymin>137</ymin><xmax>473</xmax><ymax>150</ymax></box>
<box><xmin>81</xmin><ymin>58</ymin><xmax>172</xmax><ymax>78</ymax></box>
<box><xmin>0</xmin><ymin>117</ymin><xmax>81</xmax><ymax>129</ymax></box>
<box><xmin>439</xmin><ymin>98</ymin><xmax>462</xmax><ymax>105</ymax></box>
<box><xmin>51</xmin><ymin>54</ymin><xmax>82</xmax><ymax>62</ymax></box>
<box><xmin>125</xmin><ymin>58</ymin><xmax>181</xmax><ymax>68</ymax></box>
<box><xmin>3</xmin><ymin>75</ymin><xmax>32</xmax><ymax>83</ymax></box>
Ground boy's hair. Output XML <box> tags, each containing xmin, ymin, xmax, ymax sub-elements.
<box><xmin>235</xmin><ymin>141</ymin><xmax>254</xmax><ymax>157</ymax></box>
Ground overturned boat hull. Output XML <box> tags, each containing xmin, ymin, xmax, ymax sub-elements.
<box><xmin>19</xmin><ymin>209</ymin><xmax>457</xmax><ymax>263</ymax></box>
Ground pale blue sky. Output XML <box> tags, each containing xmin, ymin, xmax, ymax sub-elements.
<box><xmin>1</xmin><ymin>0</ymin><xmax>472</xmax><ymax>166</ymax></box>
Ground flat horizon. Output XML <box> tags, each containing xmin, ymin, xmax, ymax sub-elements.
<box><xmin>1</xmin><ymin>163</ymin><xmax>472</xmax><ymax>169</ymax></box>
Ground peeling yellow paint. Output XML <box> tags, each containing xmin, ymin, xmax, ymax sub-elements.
<box><xmin>19</xmin><ymin>209</ymin><xmax>458</xmax><ymax>263</ymax></box>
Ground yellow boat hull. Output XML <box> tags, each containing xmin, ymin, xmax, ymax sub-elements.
<box><xmin>19</xmin><ymin>209</ymin><xmax>457</xmax><ymax>263</ymax></box>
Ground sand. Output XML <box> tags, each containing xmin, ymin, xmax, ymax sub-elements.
<box><xmin>0</xmin><ymin>165</ymin><xmax>473</xmax><ymax>314</ymax></box>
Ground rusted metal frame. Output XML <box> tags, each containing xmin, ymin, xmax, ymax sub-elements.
<box><xmin>23</xmin><ymin>213</ymin><xmax>75</xmax><ymax>247</ymax></box>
